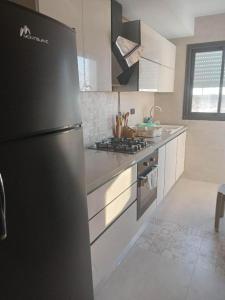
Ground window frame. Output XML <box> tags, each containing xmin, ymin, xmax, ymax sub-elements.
<box><xmin>183</xmin><ymin>41</ymin><xmax>225</xmax><ymax>121</ymax></box>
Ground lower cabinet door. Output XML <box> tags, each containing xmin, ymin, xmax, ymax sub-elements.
<box><xmin>164</xmin><ymin>138</ymin><xmax>178</xmax><ymax>196</ymax></box>
<box><xmin>176</xmin><ymin>132</ymin><xmax>187</xmax><ymax>180</ymax></box>
<box><xmin>91</xmin><ymin>202</ymin><xmax>138</xmax><ymax>288</ymax></box>
<box><xmin>157</xmin><ymin>145</ymin><xmax>166</xmax><ymax>204</ymax></box>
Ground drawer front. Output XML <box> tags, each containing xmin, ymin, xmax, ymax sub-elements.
<box><xmin>91</xmin><ymin>202</ymin><xmax>138</xmax><ymax>288</ymax></box>
<box><xmin>87</xmin><ymin>165</ymin><xmax>137</xmax><ymax>219</ymax></box>
<box><xmin>89</xmin><ymin>183</ymin><xmax>137</xmax><ymax>243</ymax></box>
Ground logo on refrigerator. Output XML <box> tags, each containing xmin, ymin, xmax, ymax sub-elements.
<box><xmin>19</xmin><ymin>25</ymin><xmax>49</xmax><ymax>45</ymax></box>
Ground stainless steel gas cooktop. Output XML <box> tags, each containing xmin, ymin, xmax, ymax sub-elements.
<box><xmin>89</xmin><ymin>137</ymin><xmax>153</xmax><ymax>154</ymax></box>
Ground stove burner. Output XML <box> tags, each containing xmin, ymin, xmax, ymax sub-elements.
<box><xmin>89</xmin><ymin>137</ymin><xmax>152</xmax><ymax>154</ymax></box>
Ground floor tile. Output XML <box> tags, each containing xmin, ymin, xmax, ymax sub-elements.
<box><xmin>95</xmin><ymin>247</ymin><xmax>193</xmax><ymax>300</ymax></box>
<box><xmin>187</xmin><ymin>265</ymin><xmax>225</xmax><ymax>300</ymax></box>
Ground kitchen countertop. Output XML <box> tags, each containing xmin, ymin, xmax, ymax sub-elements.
<box><xmin>85</xmin><ymin>126</ymin><xmax>187</xmax><ymax>194</ymax></box>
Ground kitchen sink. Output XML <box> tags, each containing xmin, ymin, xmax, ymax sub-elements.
<box><xmin>157</xmin><ymin>125</ymin><xmax>184</xmax><ymax>134</ymax></box>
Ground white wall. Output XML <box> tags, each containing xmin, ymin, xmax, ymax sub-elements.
<box><xmin>120</xmin><ymin>92</ymin><xmax>155</xmax><ymax>126</ymax></box>
<box><xmin>155</xmin><ymin>13</ymin><xmax>225</xmax><ymax>183</ymax></box>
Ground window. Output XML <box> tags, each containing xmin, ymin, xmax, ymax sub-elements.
<box><xmin>183</xmin><ymin>41</ymin><xmax>225</xmax><ymax>120</ymax></box>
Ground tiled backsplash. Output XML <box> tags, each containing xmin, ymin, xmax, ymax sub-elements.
<box><xmin>80</xmin><ymin>92</ymin><xmax>118</xmax><ymax>146</ymax></box>
<box><xmin>80</xmin><ymin>91</ymin><xmax>155</xmax><ymax>147</ymax></box>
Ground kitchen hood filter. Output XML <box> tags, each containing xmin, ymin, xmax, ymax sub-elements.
<box><xmin>116</xmin><ymin>36</ymin><xmax>143</xmax><ymax>67</ymax></box>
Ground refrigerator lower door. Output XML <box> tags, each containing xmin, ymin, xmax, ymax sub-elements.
<box><xmin>0</xmin><ymin>128</ymin><xmax>93</xmax><ymax>300</ymax></box>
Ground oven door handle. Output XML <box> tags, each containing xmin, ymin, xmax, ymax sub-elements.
<box><xmin>138</xmin><ymin>165</ymin><xmax>158</xmax><ymax>187</ymax></box>
<box><xmin>138</xmin><ymin>176</ymin><xmax>148</xmax><ymax>186</ymax></box>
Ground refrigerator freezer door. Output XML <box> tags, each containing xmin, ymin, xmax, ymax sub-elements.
<box><xmin>0</xmin><ymin>128</ymin><xmax>93</xmax><ymax>300</ymax></box>
<box><xmin>0</xmin><ymin>1</ymin><xmax>81</xmax><ymax>141</ymax></box>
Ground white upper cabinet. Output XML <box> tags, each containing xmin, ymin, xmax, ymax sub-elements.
<box><xmin>158</xmin><ymin>65</ymin><xmax>175</xmax><ymax>93</ymax></box>
<box><xmin>139</xmin><ymin>59</ymin><xmax>174</xmax><ymax>93</ymax></box>
<box><xmin>160</xmin><ymin>36</ymin><xmax>176</xmax><ymax>70</ymax></box>
<box><xmin>38</xmin><ymin>0</ymin><xmax>85</xmax><ymax>90</ymax></box>
<box><xmin>141</xmin><ymin>22</ymin><xmax>162</xmax><ymax>65</ymax></box>
<box><xmin>139</xmin><ymin>58</ymin><xmax>159</xmax><ymax>92</ymax></box>
<box><xmin>141</xmin><ymin>21</ymin><xmax>176</xmax><ymax>70</ymax></box>
<box><xmin>83</xmin><ymin>0</ymin><xmax>112</xmax><ymax>91</ymax></box>
<box><xmin>140</xmin><ymin>21</ymin><xmax>176</xmax><ymax>92</ymax></box>
<box><xmin>38</xmin><ymin>0</ymin><xmax>111</xmax><ymax>92</ymax></box>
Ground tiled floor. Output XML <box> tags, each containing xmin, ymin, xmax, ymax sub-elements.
<box><xmin>94</xmin><ymin>177</ymin><xmax>225</xmax><ymax>300</ymax></box>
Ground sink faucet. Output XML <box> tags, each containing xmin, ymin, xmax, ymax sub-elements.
<box><xmin>150</xmin><ymin>106</ymin><xmax>162</xmax><ymax>119</ymax></box>
<box><xmin>144</xmin><ymin>105</ymin><xmax>162</xmax><ymax>124</ymax></box>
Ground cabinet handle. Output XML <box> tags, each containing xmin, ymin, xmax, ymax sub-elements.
<box><xmin>85</xmin><ymin>85</ymin><xmax>92</xmax><ymax>91</ymax></box>
<box><xmin>0</xmin><ymin>173</ymin><xmax>7</xmax><ymax>240</ymax></box>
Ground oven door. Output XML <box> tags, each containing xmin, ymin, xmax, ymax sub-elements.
<box><xmin>137</xmin><ymin>166</ymin><xmax>158</xmax><ymax>220</ymax></box>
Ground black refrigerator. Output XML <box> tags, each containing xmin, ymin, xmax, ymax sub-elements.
<box><xmin>0</xmin><ymin>1</ymin><xmax>94</xmax><ymax>299</ymax></box>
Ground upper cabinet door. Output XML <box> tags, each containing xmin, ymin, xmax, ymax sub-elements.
<box><xmin>141</xmin><ymin>21</ymin><xmax>176</xmax><ymax>69</ymax></box>
<box><xmin>160</xmin><ymin>38</ymin><xmax>176</xmax><ymax>69</ymax></box>
<box><xmin>158</xmin><ymin>65</ymin><xmax>175</xmax><ymax>92</ymax></box>
<box><xmin>139</xmin><ymin>58</ymin><xmax>160</xmax><ymax>92</ymax></box>
<box><xmin>83</xmin><ymin>0</ymin><xmax>112</xmax><ymax>91</ymax></box>
<box><xmin>141</xmin><ymin>22</ymin><xmax>162</xmax><ymax>64</ymax></box>
<box><xmin>38</xmin><ymin>0</ymin><xmax>85</xmax><ymax>91</ymax></box>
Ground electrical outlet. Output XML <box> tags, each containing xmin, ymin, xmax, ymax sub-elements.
<box><xmin>130</xmin><ymin>108</ymin><xmax>135</xmax><ymax>115</ymax></box>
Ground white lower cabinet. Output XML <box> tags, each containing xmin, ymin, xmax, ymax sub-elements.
<box><xmin>157</xmin><ymin>145</ymin><xmax>166</xmax><ymax>205</ymax></box>
<box><xmin>176</xmin><ymin>132</ymin><xmax>187</xmax><ymax>180</ymax></box>
<box><xmin>87</xmin><ymin>165</ymin><xmax>137</xmax><ymax>220</ymax></box>
<box><xmin>90</xmin><ymin>131</ymin><xmax>187</xmax><ymax>289</ymax></box>
<box><xmin>89</xmin><ymin>183</ymin><xmax>137</xmax><ymax>243</ymax></box>
<box><xmin>163</xmin><ymin>132</ymin><xmax>187</xmax><ymax>197</ymax></box>
<box><xmin>164</xmin><ymin>137</ymin><xmax>178</xmax><ymax>196</ymax></box>
<box><xmin>91</xmin><ymin>202</ymin><xmax>138</xmax><ymax>288</ymax></box>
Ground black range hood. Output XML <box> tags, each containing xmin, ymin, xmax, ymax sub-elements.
<box><xmin>111</xmin><ymin>0</ymin><xmax>142</xmax><ymax>85</ymax></box>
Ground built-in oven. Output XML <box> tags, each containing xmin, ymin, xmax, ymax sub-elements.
<box><xmin>137</xmin><ymin>150</ymin><xmax>158</xmax><ymax>219</ymax></box>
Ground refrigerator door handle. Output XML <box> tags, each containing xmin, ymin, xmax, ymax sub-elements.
<box><xmin>0</xmin><ymin>173</ymin><xmax>7</xmax><ymax>240</ymax></box>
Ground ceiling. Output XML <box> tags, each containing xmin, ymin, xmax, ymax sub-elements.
<box><xmin>118</xmin><ymin>0</ymin><xmax>225</xmax><ymax>38</ymax></box>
